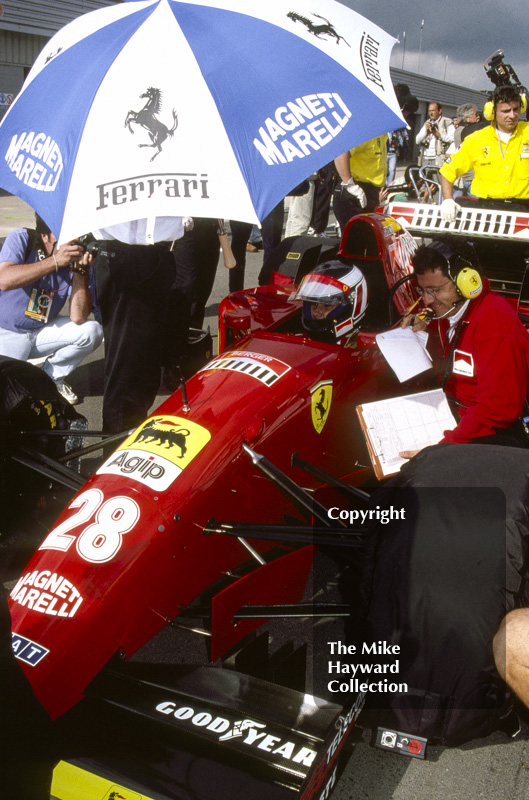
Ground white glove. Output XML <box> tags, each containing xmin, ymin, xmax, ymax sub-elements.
<box><xmin>183</xmin><ymin>216</ymin><xmax>194</xmax><ymax>232</ymax></box>
<box><xmin>343</xmin><ymin>178</ymin><xmax>367</xmax><ymax>208</ymax></box>
<box><xmin>441</xmin><ymin>198</ymin><xmax>458</xmax><ymax>223</ymax></box>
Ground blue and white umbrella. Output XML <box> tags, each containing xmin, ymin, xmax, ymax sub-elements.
<box><xmin>0</xmin><ymin>0</ymin><xmax>404</xmax><ymax>243</ymax></box>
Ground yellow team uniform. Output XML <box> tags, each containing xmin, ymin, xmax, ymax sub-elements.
<box><xmin>349</xmin><ymin>135</ymin><xmax>388</xmax><ymax>187</ymax></box>
<box><xmin>440</xmin><ymin>121</ymin><xmax>529</xmax><ymax>199</ymax></box>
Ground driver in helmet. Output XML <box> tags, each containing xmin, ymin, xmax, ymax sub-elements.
<box><xmin>290</xmin><ymin>261</ymin><xmax>368</xmax><ymax>344</ymax></box>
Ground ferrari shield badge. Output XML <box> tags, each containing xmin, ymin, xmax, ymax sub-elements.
<box><xmin>311</xmin><ymin>381</ymin><xmax>332</xmax><ymax>434</ymax></box>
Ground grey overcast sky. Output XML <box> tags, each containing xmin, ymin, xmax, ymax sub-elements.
<box><xmin>339</xmin><ymin>0</ymin><xmax>528</xmax><ymax>92</ymax></box>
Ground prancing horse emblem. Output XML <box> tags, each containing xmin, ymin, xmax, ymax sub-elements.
<box><xmin>311</xmin><ymin>381</ymin><xmax>333</xmax><ymax>434</ymax></box>
<box><xmin>287</xmin><ymin>12</ymin><xmax>350</xmax><ymax>47</ymax></box>
<box><xmin>125</xmin><ymin>87</ymin><xmax>178</xmax><ymax>161</ymax></box>
<box><xmin>45</xmin><ymin>47</ymin><xmax>63</xmax><ymax>64</ymax></box>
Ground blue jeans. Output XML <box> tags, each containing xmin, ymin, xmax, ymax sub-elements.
<box><xmin>0</xmin><ymin>317</ymin><xmax>102</xmax><ymax>381</ymax></box>
<box><xmin>387</xmin><ymin>152</ymin><xmax>397</xmax><ymax>184</ymax></box>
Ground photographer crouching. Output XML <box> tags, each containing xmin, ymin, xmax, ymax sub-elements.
<box><xmin>0</xmin><ymin>215</ymin><xmax>103</xmax><ymax>404</ymax></box>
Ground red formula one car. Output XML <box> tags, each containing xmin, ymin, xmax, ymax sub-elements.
<box><xmin>4</xmin><ymin>212</ymin><xmax>437</xmax><ymax>800</ymax></box>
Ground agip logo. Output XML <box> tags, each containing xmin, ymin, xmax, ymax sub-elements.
<box><xmin>97</xmin><ymin>415</ymin><xmax>211</xmax><ymax>491</ymax></box>
<box><xmin>311</xmin><ymin>381</ymin><xmax>332</xmax><ymax>434</ymax></box>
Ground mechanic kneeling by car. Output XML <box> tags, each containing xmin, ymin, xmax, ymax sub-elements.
<box><xmin>400</xmin><ymin>240</ymin><xmax>529</xmax><ymax>456</ymax></box>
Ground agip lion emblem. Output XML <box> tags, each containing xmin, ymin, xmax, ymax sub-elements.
<box><xmin>97</xmin><ymin>415</ymin><xmax>211</xmax><ymax>491</ymax></box>
<box><xmin>122</xmin><ymin>415</ymin><xmax>210</xmax><ymax>466</ymax></box>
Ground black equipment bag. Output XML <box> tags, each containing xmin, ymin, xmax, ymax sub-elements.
<box><xmin>0</xmin><ymin>354</ymin><xmax>83</xmax><ymax>449</ymax></box>
<box><xmin>0</xmin><ymin>355</ymin><xmax>86</xmax><ymax>532</ymax></box>
<box><xmin>359</xmin><ymin>443</ymin><xmax>529</xmax><ymax>746</ymax></box>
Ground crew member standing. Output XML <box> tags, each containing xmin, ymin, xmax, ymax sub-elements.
<box><xmin>332</xmin><ymin>135</ymin><xmax>387</xmax><ymax>232</ymax></box>
<box><xmin>440</xmin><ymin>86</ymin><xmax>529</xmax><ymax>221</ymax></box>
<box><xmin>93</xmin><ymin>217</ymin><xmax>183</xmax><ymax>434</ymax></box>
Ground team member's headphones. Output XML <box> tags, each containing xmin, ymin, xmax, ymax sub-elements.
<box><xmin>428</xmin><ymin>241</ymin><xmax>483</xmax><ymax>299</ymax></box>
<box><xmin>483</xmin><ymin>91</ymin><xmax>527</xmax><ymax>120</ymax></box>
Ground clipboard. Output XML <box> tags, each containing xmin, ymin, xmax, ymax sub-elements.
<box><xmin>356</xmin><ymin>404</ymin><xmax>386</xmax><ymax>480</ymax></box>
<box><xmin>356</xmin><ymin>389</ymin><xmax>457</xmax><ymax>480</ymax></box>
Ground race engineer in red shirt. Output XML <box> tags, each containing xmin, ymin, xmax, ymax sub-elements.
<box><xmin>400</xmin><ymin>240</ymin><xmax>529</xmax><ymax>456</ymax></box>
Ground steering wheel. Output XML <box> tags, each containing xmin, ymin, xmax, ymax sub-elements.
<box><xmin>388</xmin><ymin>273</ymin><xmax>418</xmax><ymax>326</ymax></box>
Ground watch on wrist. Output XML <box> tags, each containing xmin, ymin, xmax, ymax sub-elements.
<box><xmin>70</xmin><ymin>262</ymin><xmax>89</xmax><ymax>277</ymax></box>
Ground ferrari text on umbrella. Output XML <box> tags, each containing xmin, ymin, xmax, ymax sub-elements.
<box><xmin>360</xmin><ymin>32</ymin><xmax>384</xmax><ymax>89</ymax></box>
<box><xmin>253</xmin><ymin>92</ymin><xmax>351</xmax><ymax>165</ymax></box>
<box><xmin>95</xmin><ymin>172</ymin><xmax>209</xmax><ymax>211</ymax></box>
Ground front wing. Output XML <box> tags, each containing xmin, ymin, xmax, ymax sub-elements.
<box><xmin>51</xmin><ymin>663</ymin><xmax>364</xmax><ymax>800</ymax></box>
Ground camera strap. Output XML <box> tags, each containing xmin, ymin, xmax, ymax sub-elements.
<box><xmin>22</xmin><ymin>228</ymin><xmax>48</xmax><ymax>264</ymax></box>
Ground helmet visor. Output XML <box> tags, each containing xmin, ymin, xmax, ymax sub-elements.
<box><xmin>290</xmin><ymin>273</ymin><xmax>351</xmax><ymax>306</ymax></box>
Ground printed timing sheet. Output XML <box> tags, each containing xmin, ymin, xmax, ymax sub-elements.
<box><xmin>358</xmin><ymin>389</ymin><xmax>456</xmax><ymax>477</ymax></box>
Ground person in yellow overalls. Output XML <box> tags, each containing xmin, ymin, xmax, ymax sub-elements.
<box><xmin>440</xmin><ymin>85</ymin><xmax>529</xmax><ymax>221</ymax></box>
<box><xmin>333</xmin><ymin>135</ymin><xmax>387</xmax><ymax>231</ymax></box>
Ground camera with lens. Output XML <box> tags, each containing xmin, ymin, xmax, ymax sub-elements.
<box><xmin>484</xmin><ymin>49</ymin><xmax>527</xmax><ymax>95</ymax></box>
<box><xmin>86</xmin><ymin>239</ymin><xmax>127</xmax><ymax>267</ymax></box>
<box><xmin>77</xmin><ymin>232</ymin><xmax>95</xmax><ymax>253</ymax></box>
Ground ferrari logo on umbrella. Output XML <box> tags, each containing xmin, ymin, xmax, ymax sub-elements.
<box><xmin>286</xmin><ymin>11</ymin><xmax>350</xmax><ymax>47</ymax></box>
<box><xmin>125</xmin><ymin>87</ymin><xmax>178</xmax><ymax>162</ymax></box>
<box><xmin>311</xmin><ymin>380</ymin><xmax>332</xmax><ymax>433</ymax></box>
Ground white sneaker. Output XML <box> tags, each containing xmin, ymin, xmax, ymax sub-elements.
<box><xmin>55</xmin><ymin>381</ymin><xmax>79</xmax><ymax>405</ymax></box>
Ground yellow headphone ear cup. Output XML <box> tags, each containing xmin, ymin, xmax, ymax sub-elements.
<box><xmin>456</xmin><ymin>267</ymin><xmax>483</xmax><ymax>299</ymax></box>
<box><xmin>483</xmin><ymin>101</ymin><xmax>494</xmax><ymax>121</ymax></box>
<box><xmin>484</xmin><ymin>94</ymin><xmax>526</xmax><ymax>119</ymax></box>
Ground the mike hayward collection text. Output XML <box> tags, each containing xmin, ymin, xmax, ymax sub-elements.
<box><xmin>326</xmin><ymin>640</ymin><xmax>408</xmax><ymax>695</ymax></box>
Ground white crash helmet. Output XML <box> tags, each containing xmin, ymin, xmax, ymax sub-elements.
<box><xmin>290</xmin><ymin>261</ymin><xmax>368</xmax><ymax>342</ymax></box>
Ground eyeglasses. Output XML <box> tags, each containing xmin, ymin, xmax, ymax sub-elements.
<box><xmin>415</xmin><ymin>280</ymin><xmax>452</xmax><ymax>298</ymax></box>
